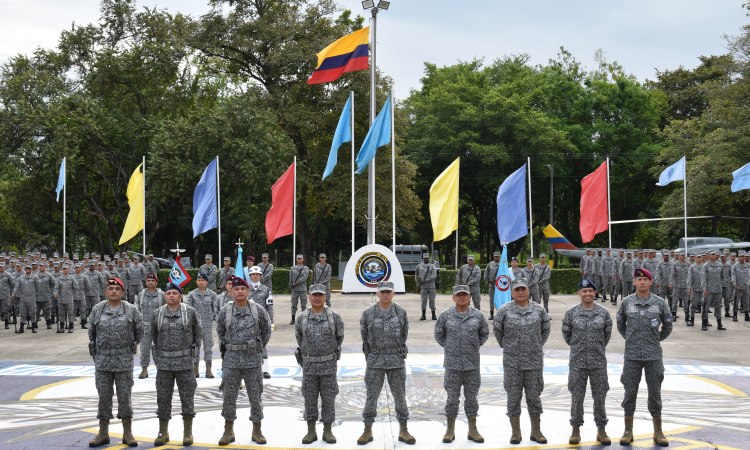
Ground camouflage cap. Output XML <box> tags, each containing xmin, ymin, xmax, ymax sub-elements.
<box><xmin>262</xmin><ymin>253</ymin><xmax>269</xmax><ymax>258</ymax></box>
<box><xmin>453</xmin><ymin>285</ymin><xmax>470</xmax><ymax>294</ymax></box>
<box><xmin>493</xmin><ymin>252</ymin><xmax>501</xmax><ymax>257</ymax></box>
<box><xmin>423</xmin><ymin>253</ymin><xmax>430</xmax><ymax>258</ymax></box>
<box><xmin>377</xmin><ymin>281</ymin><xmax>395</xmax><ymax>292</ymax></box>
<box><xmin>467</xmin><ymin>255</ymin><xmax>475</xmax><ymax>260</ymax></box>
<box><xmin>511</xmin><ymin>278</ymin><xmax>528</xmax><ymax>290</ymax></box>
<box><xmin>309</xmin><ymin>283</ymin><xmax>327</xmax><ymax>294</ymax></box>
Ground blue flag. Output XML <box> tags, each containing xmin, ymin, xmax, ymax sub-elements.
<box><xmin>355</xmin><ymin>95</ymin><xmax>391</xmax><ymax>174</ymax></box>
<box><xmin>168</xmin><ymin>256</ymin><xmax>192</xmax><ymax>288</ymax></box>
<box><xmin>323</xmin><ymin>95</ymin><xmax>352</xmax><ymax>180</ymax></box>
<box><xmin>493</xmin><ymin>245</ymin><xmax>514</xmax><ymax>310</ymax></box>
<box><xmin>732</xmin><ymin>162</ymin><xmax>750</xmax><ymax>192</ymax></box>
<box><xmin>497</xmin><ymin>164</ymin><xmax>528</xmax><ymax>244</ymax></box>
<box><xmin>235</xmin><ymin>246</ymin><xmax>244</xmax><ymax>279</ymax></box>
<box><xmin>192</xmin><ymin>158</ymin><xmax>218</xmax><ymax>238</ymax></box>
<box><xmin>656</xmin><ymin>157</ymin><xmax>685</xmax><ymax>186</ymax></box>
<box><xmin>56</xmin><ymin>158</ymin><xmax>65</xmax><ymax>202</ymax></box>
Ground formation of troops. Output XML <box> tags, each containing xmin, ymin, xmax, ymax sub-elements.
<box><xmin>0</xmin><ymin>247</ymin><xmax>685</xmax><ymax>447</ymax></box>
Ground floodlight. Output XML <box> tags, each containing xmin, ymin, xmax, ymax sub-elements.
<box><xmin>362</xmin><ymin>1</ymin><xmax>374</xmax><ymax>9</ymax></box>
<box><xmin>377</xmin><ymin>1</ymin><xmax>390</xmax><ymax>9</ymax></box>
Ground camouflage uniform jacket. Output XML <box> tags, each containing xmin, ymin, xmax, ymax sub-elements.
<box><xmin>434</xmin><ymin>306</ymin><xmax>489</xmax><ymax>370</ymax></box>
<box><xmin>456</xmin><ymin>264</ymin><xmax>481</xmax><ymax>289</ymax></box>
<box><xmin>295</xmin><ymin>307</ymin><xmax>345</xmax><ymax>375</ymax></box>
<box><xmin>670</xmin><ymin>261</ymin><xmax>690</xmax><ymax>289</ymax></box>
<box><xmin>535</xmin><ymin>263</ymin><xmax>551</xmax><ymax>289</ymax></box>
<box><xmin>619</xmin><ymin>258</ymin><xmax>636</xmax><ymax>281</ymax></box>
<box><xmin>616</xmin><ymin>293</ymin><xmax>672</xmax><ymax>361</ymax></box>
<box><xmin>54</xmin><ymin>275</ymin><xmax>79</xmax><ymax>305</ymax></box>
<box><xmin>257</xmin><ymin>262</ymin><xmax>274</xmax><ymax>291</ymax></box>
<box><xmin>493</xmin><ymin>301</ymin><xmax>551</xmax><ymax>369</ymax></box>
<box><xmin>600</xmin><ymin>256</ymin><xmax>615</xmax><ymax>277</ymax></box>
<box><xmin>686</xmin><ymin>263</ymin><xmax>704</xmax><ymax>291</ymax></box>
<box><xmin>88</xmin><ymin>301</ymin><xmax>144</xmax><ymax>371</ymax></box>
<box><xmin>360</xmin><ymin>302</ymin><xmax>409</xmax><ymax>369</ymax></box>
<box><xmin>198</xmin><ymin>263</ymin><xmax>218</xmax><ymax>290</ymax></box>
<box><xmin>289</xmin><ymin>265</ymin><xmax>310</xmax><ymax>292</ymax></box>
<box><xmin>13</xmin><ymin>274</ymin><xmax>40</xmax><ymax>302</ymax></box>
<box><xmin>0</xmin><ymin>271</ymin><xmax>15</xmax><ymax>299</ymax></box>
<box><xmin>36</xmin><ymin>272</ymin><xmax>55</xmax><ymax>301</ymax></box>
<box><xmin>562</xmin><ymin>303</ymin><xmax>612</xmax><ymax>369</ymax></box>
<box><xmin>127</xmin><ymin>264</ymin><xmax>147</xmax><ymax>287</ymax></box>
<box><xmin>733</xmin><ymin>263</ymin><xmax>750</xmax><ymax>290</ymax></box>
<box><xmin>722</xmin><ymin>262</ymin><xmax>733</xmax><ymax>288</ymax></box>
<box><xmin>184</xmin><ymin>288</ymin><xmax>218</xmax><ymax>324</ymax></box>
<box><xmin>483</xmin><ymin>261</ymin><xmax>500</xmax><ymax>285</ymax></box>
<box><xmin>114</xmin><ymin>267</ymin><xmax>130</xmax><ymax>285</ymax></box>
<box><xmin>701</xmin><ymin>261</ymin><xmax>724</xmax><ymax>293</ymax></box>
<box><xmin>218</xmin><ymin>266</ymin><xmax>235</xmax><ymax>290</ymax></box>
<box><xmin>216</xmin><ymin>301</ymin><xmax>272</xmax><ymax>369</ymax></box>
<box><xmin>150</xmin><ymin>304</ymin><xmax>203</xmax><ymax>371</ymax></box>
<box><xmin>655</xmin><ymin>261</ymin><xmax>671</xmax><ymax>287</ymax></box>
<box><xmin>415</xmin><ymin>262</ymin><xmax>438</xmax><ymax>289</ymax></box>
<box><xmin>85</xmin><ymin>270</ymin><xmax>104</xmax><ymax>297</ymax></box>
<box><xmin>313</xmin><ymin>263</ymin><xmax>332</xmax><ymax>286</ymax></box>
<box><xmin>136</xmin><ymin>288</ymin><xmax>165</xmax><ymax>333</ymax></box>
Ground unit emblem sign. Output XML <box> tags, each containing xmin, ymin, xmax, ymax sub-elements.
<box><xmin>355</xmin><ymin>252</ymin><xmax>392</xmax><ymax>287</ymax></box>
<box><xmin>495</xmin><ymin>275</ymin><xmax>510</xmax><ymax>291</ymax></box>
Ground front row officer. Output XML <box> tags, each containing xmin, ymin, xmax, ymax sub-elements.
<box><xmin>434</xmin><ymin>284</ymin><xmax>489</xmax><ymax>443</ymax></box>
<box><xmin>295</xmin><ymin>283</ymin><xmax>345</xmax><ymax>444</ymax></box>
<box><xmin>151</xmin><ymin>282</ymin><xmax>203</xmax><ymax>446</ymax></box>
<box><xmin>562</xmin><ymin>279</ymin><xmax>612</xmax><ymax>445</ymax></box>
<box><xmin>88</xmin><ymin>277</ymin><xmax>143</xmax><ymax>447</ymax></box>
<box><xmin>216</xmin><ymin>277</ymin><xmax>272</xmax><ymax>446</ymax></box>
<box><xmin>617</xmin><ymin>268</ymin><xmax>672</xmax><ymax>446</ymax></box>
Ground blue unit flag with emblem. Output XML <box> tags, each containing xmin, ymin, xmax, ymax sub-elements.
<box><xmin>168</xmin><ymin>255</ymin><xmax>192</xmax><ymax>288</ymax></box>
<box><xmin>493</xmin><ymin>245</ymin><xmax>514</xmax><ymax>310</ymax></box>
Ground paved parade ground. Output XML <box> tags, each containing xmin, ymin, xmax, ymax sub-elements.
<box><xmin>1</xmin><ymin>292</ymin><xmax>750</xmax><ymax>449</ymax></box>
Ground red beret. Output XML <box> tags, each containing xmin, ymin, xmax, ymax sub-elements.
<box><xmin>107</xmin><ymin>277</ymin><xmax>125</xmax><ymax>290</ymax></box>
<box><xmin>634</xmin><ymin>268</ymin><xmax>652</xmax><ymax>280</ymax></box>
<box><xmin>232</xmin><ymin>277</ymin><xmax>249</xmax><ymax>288</ymax></box>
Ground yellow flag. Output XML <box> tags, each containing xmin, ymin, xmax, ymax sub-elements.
<box><xmin>118</xmin><ymin>163</ymin><xmax>144</xmax><ymax>245</ymax></box>
<box><xmin>430</xmin><ymin>157</ymin><xmax>459</xmax><ymax>241</ymax></box>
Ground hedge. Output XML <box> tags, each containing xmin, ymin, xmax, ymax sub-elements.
<box><xmin>158</xmin><ymin>267</ymin><xmax>581</xmax><ymax>295</ymax></box>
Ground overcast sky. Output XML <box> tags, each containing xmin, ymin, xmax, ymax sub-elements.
<box><xmin>2</xmin><ymin>0</ymin><xmax>748</xmax><ymax>99</ymax></box>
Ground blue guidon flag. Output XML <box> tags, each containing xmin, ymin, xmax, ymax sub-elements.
<box><xmin>493</xmin><ymin>245</ymin><xmax>515</xmax><ymax>310</ymax></box>
<box><xmin>168</xmin><ymin>255</ymin><xmax>192</xmax><ymax>288</ymax></box>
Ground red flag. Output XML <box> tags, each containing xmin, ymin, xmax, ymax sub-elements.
<box><xmin>579</xmin><ymin>162</ymin><xmax>609</xmax><ymax>243</ymax></box>
<box><xmin>265</xmin><ymin>162</ymin><xmax>295</xmax><ymax>244</ymax></box>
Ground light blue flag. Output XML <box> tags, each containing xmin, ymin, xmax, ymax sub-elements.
<box><xmin>323</xmin><ymin>95</ymin><xmax>352</xmax><ymax>180</ymax></box>
<box><xmin>55</xmin><ymin>158</ymin><xmax>65</xmax><ymax>202</ymax></box>
<box><xmin>497</xmin><ymin>164</ymin><xmax>528</xmax><ymax>244</ymax></box>
<box><xmin>235</xmin><ymin>246</ymin><xmax>244</xmax><ymax>279</ymax></box>
<box><xmin>732</xmin><ymin>163</ymin><xmax>750</xmax><ymax>192</ymax></box>
<box><xmin>355</xmin><ymin>95</ymin><xmax>391</xmax><ymax>174</ymax></box>
<box><xmin>192</xmin><ymin>158</ymin><xmax>218</xmax><ymax>238</ymax></box>
<box><xmin>656</xmin><ymin>157</ymin><xmax>685</xmax><ymax>186</ymax></box>
<box><xmin>493</xmin><ymin>245</ymin><xmax>514</xmax><ymax>310</ymax></box>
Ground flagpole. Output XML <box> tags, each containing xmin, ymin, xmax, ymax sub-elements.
<box><xmin>527</xmin><ymin>157</ymin><xmax>534</xmax><ymax>259</ymax></box>
<box><xmin>142</xmin><ymin>155</ymin><xmax>146</xmax><ymax>255</ymax></box>
<box><xmin>217</xmin><ymin>156</ymin><xmax>221</xmax><ymax>264</ymax></box>
<box><xmin>391</xmin><ymin>89</ymin><xmax>396</xmax><ymax>251</ymax></box>
<box><xmin>368</xmin><ymin>12</ymin><xmax>377</xmax><ymax>245</ymax></box>
<box><xmin>293</xmin><ymin>156</ymin><xmax>297</xmax><ymax>263</ymax></box>
<box><xmin>455</xmin><ymin>158</ymin><xmax>460</xmax><ymax>270</ymax></box>
<box><xmin>63</xmin><ymin>157</ymin><xmax>66</xmax><ymax>255</ymax></box>
<box><xmin>607</xmin><ymin>157</ymin><xmax>612</xmax><ymax>248</ymax></box>
<box><xmin>351</xmin><ymin>91</ymin><xmax>355</xmax><ymax>256</ymax></box>
<box><xmin>683</xmin><ymin>156</ymin><xmax>688</xmax><ymax>254</ymax></box>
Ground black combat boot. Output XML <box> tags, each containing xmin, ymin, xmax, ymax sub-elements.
<box><xmin>81</xmin><ymin>318</ymin><xmax>88</xmax><ymax>329</ymax></box>
<box><xmin>687</xmin><ymin>315</ymin><xmax>694</xmax><ymax>326</ymax></box>
<box><xmin>46</xmin><ymin>320</ymin><xmax>51</xmax><ymax>329</ymax></box>
<box><xmin>68</xmin><ymin>321</ymin><xmax>74</xmax><ymax>333</ymax></box>
<box><xmin>419</xmin><ymin>309</ymin><xmax>426</xmax><ymax>321</ymax></box>
<box><xmin>15</xmin><ymin>323</ymin><xmax>24</xmax><ymax>333</ymax></box>
<box><xmin>733</xmin><ymin>311</ymin><xmax>738</xmax><ymax>322</ymax></box>
<box><xmin>672</xmin><ymin>312</ymin><xmax>677</xmax><ymax>322</ymax></box>
<box><xmin>431</xmin><ymin>310</ymin><xmax>437</xmax><ymax>320</ymax></box>
<box><xmin>717</xmin><ymin>319</ymin><xmax>726</xmax><ymax>330</ymax></box>
<box><xmin>289</xmin><ymin>314</ymin><xmax>295</xmax><ymax>325</ymax></box>
<box><xmin>57</xmin><ymin>321</ymin><xmax>64</xmax><ymax>333</ymax></box>
<box><xmin>725</xmin><ymin>309</ymin><xmax>731</xmax><ymax>318</ymax></box>
<box><xmin>701</xmin><ymin>318</ymin><xmax>707</xmax><ymax>331</ymax></box>
<box><xmin>745</xmin><ymin>312</ymin><xmax>750</xmax><ymax>321</ymax></box>
<box><xmin>4</xmin><ymin>319</ymin><xmax>8</xmax><ymax>329</ymax></box>
<box><xmin>31</xmin><ymin>322</ymin><xmax>37</xmax><ymax>333</ymax></box>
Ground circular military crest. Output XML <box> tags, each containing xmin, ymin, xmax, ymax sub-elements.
<box><xmin>355</xmin><ymin>252</ymin><xmax>392</xmax><ymax>287</ymax></box>
<box><xmin>495</xmin><ymin>275</ymin><xmax>510</xmax><ymax>291</ymax></box>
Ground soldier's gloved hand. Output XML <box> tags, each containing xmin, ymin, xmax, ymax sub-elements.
<box><xmin>271</xmin><ymin>323</ymin><xmax>276</xmax><ymax>332</ymax></box>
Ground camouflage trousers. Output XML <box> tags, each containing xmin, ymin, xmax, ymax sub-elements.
<box><xmin>568</xmin><ymin>367</ymin><xmax>609</xmax><ymax>428</ymax></box>
<box><xmin>621</xmin><ymin>359</ymin><xmax>663</xmax><ymax>417</ymax></box>
<box><xmin>18</xmin><ymin>299</ymin><xmax>36</xmax><ymax>324</ymax></box>
<box><xmin>74</xmin><ymin>300</ymin><xmax>86</xmax><ymax>323</ymax></box>
<box><xmin>689</xmin><ymin>291</ymin><xmax>703</xmax><ymax>318</ymax></box>
<box><xmin>221</xmin><ymin>367</ymin><xmax>264</xmax><ymax>422</ymax></box>
<box><xmin>57</xmin><ymin>303</ymin><xmax>74</xmax><ymax>325</ymax></box>
<box><xmin>156</xmin><ymin>369</ymin><xmax>197</xmax><ymax>419</ymax></box>
<box><xmin>722</xmin><ymin>287</ymin><xmax>732</xmax><ymax>312</ymax></box>
<box><xmin>600</xmin><ymin>276</ymin><xmax>613</xmax><ymax>297</ymax></box>
<box><xmin>528</xmin><ymin>286</ymin><xmax>540</xmax><ymax>305</ymax></box>
<box><xmin>444</xmin><ymin>368</ymin><xmax>481</xmax><ymax>417</ymax></box>
<box><xmin>621</xmin><ymin>280</ymin><xmax>634</xmax><ymax>297</ymax></box>
<box><xmin>420</xmin><ymin>288</ymin><xmax>436</xmax><ymax>311</ymax></box>
<box><xmin>539</xmin><ymin>286</ymin><xmax>550</xmax><ymax>312</ymax></box>
<box><xmin>470</xmin><ymin>289</ymin><xmax>481</xmax><ymax>310</ymax></box>
<box><xmin>193</xmin><ymin>317</ymin><xmax>214</xmax><ymax>363</ymax></box>
<box><xmin>658</xmin><ymin>286</ymin><xmax>670</xmax><ymax>308</ymax></box>
<box><xmin>258</xmin><ymin>302</ymin><xmax>274</xmax><ymax>326</ymax></box>
<box><xmin>702</xmin><ymin>292</ymin><xmax>722</xmax><ymax>320</ymax></box>
<box><xmin>503</xmin><ymin>367</ymin><xmax>544</xmax><ymax>418</ymax></box>
<box><xmin>593</xmin><ymin>275</ymin><xmax>602</xmax><ymax>294</ymax></box>
<box><xmin>737</xmin><ymin>290</ymin><xmax>750</xmax><ymax>313</ymax></box>
<box><xmin>301</xmin><ymin>374</ymin><xmax>339</xmax><ymax>423</ymax></box>
<box><xmin>363</xmin><ymin>367</ymin><xmax>409</xmax><ymax>425</ymax></box>
<box><xmin>322</xmin><ymin>284</ymin><xmax>331</xmax><ymax>307</ymax></box>
<box><xmin>488</xmin><ymin>288</ymin><xmax>496</xmax><ymax>312</ymax></box>
<box><xmin>86</xmin><ymin>296</ymin><xmax>99</xmax><ymax>317</ymax></box>
<box><xmin>139</xmin><ymin>330</ymin><xmax>153</xmax><ymax>368</ymax></box>
<box><xmin>291</xmin><ymin>291</ymin><xmax>307</xmax><ymax>315</ymax></box>
<box><xmin>612</xmin><ymin>275</ymin><xmax>620</xmax><ymax>297</ymax></box>
<box><xmin>0</xmin><ymin>296</ymin><xmax>9</xmax><ymax>320</ymax></box>
<box><xmin>95</xmin><ymin>370</ymin><xmax>134</xmax><ymax>420</ymax></box>
<box><xmin>673</xmin><ymin>288</ymin><xmax>688</xmax><ymax>314</ymax></box>
<box><xmin>649</xmin><ymin>283</ymin><xmax>657</xmax><ymax>295</ymax></box>
<box><xmin>35</xmin><ymin>301</ymin><xmax>51</xmax><ymax>322</ymax></box>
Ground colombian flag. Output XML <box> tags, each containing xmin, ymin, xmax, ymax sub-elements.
<box><xmin>308</xmin><ymin>27</ymin><xmax>370</xmax><ymax>85</ymax></box>
<box><xmin>543</xmin><ymin>224</ymin><xmax>578</xmax><ymax>251</ymax></box>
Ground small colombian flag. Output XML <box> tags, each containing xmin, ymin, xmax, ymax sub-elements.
<box><xmin>308</xmin><ymin>27</ymin><xmax>370</xmax><ymax>85</ymax></box>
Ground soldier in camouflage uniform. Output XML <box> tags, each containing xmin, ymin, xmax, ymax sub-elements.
<box><xmin>199</xmin><ymin>254</ymin><xmax>219</xmax><ymax>291</ymax></box>
<box><xmin>289</xmin><ymin>255</ymin><xmax>309</xmax><ymax>325</ymax></box>
<box><xmin>50</xmin><ymin>263</ymin><xmax>62</xmax><ymax>324</ymax></box>
<box><xmin>522</xmin><ymin>258</ymin><xmax>540</xmax><ymax>304</ymax></box>
<box><xmin>598</xmin><ymin>249</ymin><xmax>615</xmax><ymax>302</ymax></box>
<box><xmin>313</xmin><ymin>254</ymin><xmax>332</xmax><ymax>307</ymax></box>
<box><xmin>35</xmin><ymin>263</ymin><xmax>56</xmax><ymax>329</ymax></box>
<box><xmin>618</xmin><ymin>251</ymin><xmax>636</xmax><ymax>303</ymax></box>
<box><xmin>295</xmin><ymin>283</ymin><xmax>345</xmax><ymax>444</ymax></box>
<box><xmin>562</xmin><ymin>279</ymin><xmax>612</xmax><ymax>445</ymax></box>
<box><xmin>216</xmin><ymin>276</ymin><xmax>272</xmax><ymax>446</ymax></box>
<box><xmin>114</xmin><ymin>260</ymin><xmax>130</xmax><ymax>300</ymax></box>
<box><xmin>151</xmin><ymin>282</ymin><xmax>203</xmax><ymax>447</ymax></box>
<box><xmin>434</xmin><ymin>284</ymin><xmax>489</xmax><ymax>444</ymax></box>
<box><xmin>616</xmin><ymin>268</ymin><xmax>672</xmax><ymax>447</ymax></box>
<box><xmin>54</xmin><ymin>265</ymin><xmax>79</xmax><ymax>333</ymax></box>
<box><xmin>0</xmin><ymin>263</ymin><xmax>15</xmax><ymax>329</ymax></box>
<box><xmin>655</xmin><ymin>252</ymin><xmax>673</xmax><ymax>319</ymax></box>
<box><xmin>670</xmin><ymin>252</ymin><xmax>690</xmax><ymax>321</ymax></box>
<box><xmin>721</xmin><ymin>253</ymin><xmax>733</xmax><ymax>318</ymax></box>
<box><xmin>218</xmin><ymin>257</ymin><xmax>234</xmax><ymax>294</ymax></box>
<box><xmin>733</xmin><ymin>253</ymin><xmax>750</xmax><ymax>322</ymax></box>
<box><xmin>686</xmin><ymin>253</ymin><xmax>704</xmax><ymax>326</ymax></box>
<box><xmin>644</xmin><ymin>251</ymin><xmax>659</xmax><ymax>295</ymax></box>
<box><xmin>185</xmin><ymin>273</ymin><xmax>219</xmax><ymax>378</ymax></box>
<box><xmin>12</xmin><ymin>264</ymin><xmax>40</xmax><ymax>333</ymax></box>
<box><xmin>86</xmin><ymin>261</ymin><xmax>105</xmax><ymax>319</ymax></box>
<box><xmin>87</xmin><ymin>277</ymin><xmax>143</xmax><ymax>447</ymax></box>
<box><xmin>535</xmin><ymin>254</ymin><xmax>552</xmax><ymax>312</ymax></box>
<box><xmin>701</xmin><ymin>251</ymin><xmax>726</xmax><ymax>331</ymax></box>
<box><xmin>126</xmin><ymin>256</ymin><xmax>147</xmax><ymax>304</ymax></box>
<box><xmin>135</xmin><ymin>273</ymin><xmax>164</xmax><ymax>378</ymax></box>
<box><xmin>456</xmin><ymin>255</ymin><xmax>482</xmax><ymax>310</ymax></box>
<box><xmin>246</xmin><ymin>266</ymin><xmax>274</xmax><ymax>378</ymax></box>
<box><xmin>580</xmin><ymin>250</ymin><xmax>591</xmax><ymax>281</ymax></box>
<box><xmin>416</xmin><ymin>252</ymin><xmax>438</xmax><ymax>321</ymax></box>
<box><xmin>591</xmin><ymin>250</ymin><xmax>603</xmax><ymax>298</ymax></box>
<box><xmin>358</xmin><ymin>281</ymin><xmax>415</xmax><ymax>445</ymax></box>
<box><xmin>258</xmin><ymin>253</ymin><xmax>274</xmax><ymax>294</ymax></box>
<box><xmin>483</xmin><ymin>252</ymin><xmax>501</xmax><ymax>320</ymax></box>
<box><xmin>494</xmin><ymin>277</ymin><xmax>551</xmax><ymax>445</ymax></box>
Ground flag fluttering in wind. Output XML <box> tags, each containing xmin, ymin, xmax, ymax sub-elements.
<box><xmin>655</xmin><ymin>156</ymin><xmax>685</xmax><ymax>186</ymax></box>
<box><xmin>496</xmin><ymin>164</ymin><xmax>528</xmax><ymax>244</ymax></box>
<box><xmin>193</xmin><ymin>158</ymin><xmax>218</xmax><ymax>237</ymax></box>
<box><xmin>308</xmin><ymin>27</ymin><xmax>370</xmax><ymax>85</ymax></box>
<box><xmin>118</xmin><ymin>164</ymin><xmax>144</xmax><ymax>245</ymax></box>
<box><xmin>493</xmin><ymin>245</ymin><xmax>514</xmax><ymax>310</ymax></box>
<box><xmin>323</xmin><ymin>95</ymin><xmax>352</xmax><ymax>180</ymax></box>
<box><xmin>429</xmin><ymin>158</ymin><xmax>460</xmax><ymax>241</ymax></box>
<box><xmin>732</xmin><ymin>162</ymin><xmax>750</xmax><ymax>192</ymax></box>
<box><xmin>355</xmin><ymin>95</ymin><xmax>391</xmax><ymax>174</ymax></box>
<box><xmin>56</xmin><ymin>158</ymin><xmax>65</xmax><ymax>202</ymax></box>
<box><xmin>168</xmin><ymin>255</ymin><xmax>192</xmax><ymax>288</ymax></box>
<box><xmin>265</xmin><ymin>162</ymin><xmax>295</xmax><ymax>244</ymax></box>
<box><xmin>579</xmin><ymin>162</ymin><xmax>609</xmax><ymax>243</ymax></box>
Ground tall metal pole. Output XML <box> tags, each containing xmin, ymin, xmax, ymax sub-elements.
<box><xmin>142</xmin><ymin>155</ymin><xmax>146</xmax><ymax>255</ymax></box>
<box><xmin>217</xmin><ymin>156</ymin><xmax>221</xmax><ymax>264</ymax></box>
<box><xmin>391</xmin><ymin>87</ymin><xmax>396</xmax><ymax>251</ymax></box>
<box><xmin>455</xmin><ymin>158</ymin><xmax>460</xmax><ymax>270</ymax></box>
<box><xmin>368</xmin><ymin>9</ymin><xmax>378</xmax><ymax>245</ymax></box>
<box><xmin>351</xmin><ymin>91</ymin><xmax>355</xmax><ymax>255</ymax></box>
<box><xmin>606</xmin><ymin>157</ymin><xmax>612</xmax><ymax>248</ymax></box>
<box><xmin>548</xmin><ymin>164</ymin><xmax>554</xmax><ymax>226</ymax></box>
<box><xmin>683</xmin><ymin>156</ymin><xmax>688</xmax><ymax>254</ymax></box>
<box><xmin>527</xmin><ymin>157</ymin><xmax>534</xmax><ymax>258</ymax></box>
<box><xmin>293</xmin><ymin>156</ymin><xmax>297</xmax><ymax>262</ymax></box>
<box><xmin>63</xmin><ymin>157</ymin><xmax>66</xmax><ymax>255</ymax></box>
